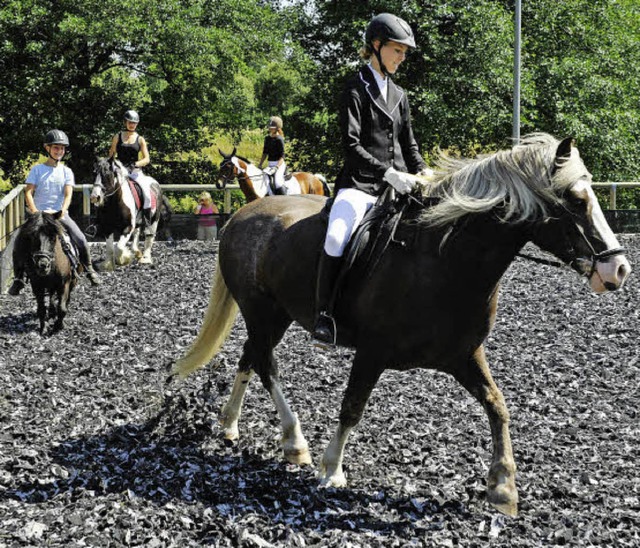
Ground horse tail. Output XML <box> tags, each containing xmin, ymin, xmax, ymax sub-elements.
<box><xmin>314</xmin><ymin>174</ymin><xmax>331</xmax><ymax>197</ymax></box>
<box><xmin>173</xmin><ymin>257</ymin><xmax>239</xmax><ymax>378</ymax></box>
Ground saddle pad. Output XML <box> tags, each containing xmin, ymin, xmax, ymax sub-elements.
<box><xmin>127</xmin><ymin>179</ymin><xmax>158</xmax><ymax>212</ymax></box>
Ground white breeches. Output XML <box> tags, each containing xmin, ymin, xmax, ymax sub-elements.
<box><xmin>129</xmin><ymin>171</ymin><xmax>152</xmax><ymax>208</ymax></box>
<box><xmin>323</xmin><ymin>188</ymin><xmax>377</xmax><ymax>257</ymax></box>
<box><xmin>265</xmin><ymin>161</ymin><xmax>286</xmax><ymax>193</ymax></box>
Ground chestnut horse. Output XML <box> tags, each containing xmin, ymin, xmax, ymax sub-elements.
<box><xmin>175</xmin><ymin>134</ymin><xmax>630</xmax><ymax>516</ymax></box>
<box><xmin>217</xmin><ymin>148</ymin><xmax>330</xmax><ymax>202</ymax></box>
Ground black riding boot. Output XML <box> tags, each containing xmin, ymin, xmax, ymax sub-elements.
<box><xmin>143</xmin><ymin>208</ymin><xmax>152</xmax><ymax>223</ymax></box>
<box><xmin>7</xmin><ymin>277</ymin><xmax>25</xmax><ymax>296</ymax></box>
<box><xmin>312</xmin><ymin>251</ymin><xmax>342</xmax><ymax>345</ymax></box>
<box><xmin>86</xmin><ymin>264</ymin><xmax>101</xmax><ymax>286</ymax></box>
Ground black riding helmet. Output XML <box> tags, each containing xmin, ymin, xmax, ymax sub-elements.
<box><xmin>365</xmin><ymin>13</ymin><xmax>416</xmax><ymax>49</ymax></box>
<box><xmin>365</xmin><ymin>13</ymin><xmax>416</xmax><ymax>76</ymax></box>
<box><xmin>124</xmin><ymin>110</ymin><xmax>140</xmax><ymax>123</ymax></box>
<box><xmin>44</xmin><ymin>129</ymin><xmax>70</xmax><ymax>147</ymax></box>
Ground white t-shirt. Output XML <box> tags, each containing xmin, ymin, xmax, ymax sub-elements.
<box><xmin>26</xmin><ymin>163</ymin><xmax>75</xmax><ymax>211</ymax></box>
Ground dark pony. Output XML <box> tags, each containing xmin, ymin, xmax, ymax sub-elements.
<box><xmin>174</xmin><ymin>134</ymin><xmax>630</xmax><ymax>516</ymax></box>
<box><xmin>217</xmin><ymin>148</ymin><xmax>330</xmax><ymax>202</ymax></box>
<box><xmin>12</xmin><ymin>211</ymin><xmax>78</xmax><ymax>334</ymax></box>
<box><xmin>90</xmin><ymin>157</ymin><xmax>169</xmax><ymax>269</ymax></box>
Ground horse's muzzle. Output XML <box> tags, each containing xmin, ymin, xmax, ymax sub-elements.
<box><xmin>588</xmin><ymin>254</ymin><xmax>631</xmax><ymax>293</ymax></box>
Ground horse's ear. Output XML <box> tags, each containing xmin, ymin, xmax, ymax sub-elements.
<box><xmin>555</xmin><ymin>137</ymin><xmax>574</xmax><ymax>163</ymax></box>
<box><xmin>231</xmin><ymin>146</ymin><xmax>237</xmax><ymax>157</ymax></box>
<box><xmin>219</xmin><ymin>148</ymin><xmax>227</xmax><ymax>159</ymax></box>
<box><xmin>53</xmin><ymin>210</ymin><xmax>63</xmax><ymax>220</ymax></box>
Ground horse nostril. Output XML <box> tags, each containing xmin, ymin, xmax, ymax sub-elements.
<box><xmin>618</xmin><ymin>263</ymin><xmax>631</xmax><ymax>284</ymax></box>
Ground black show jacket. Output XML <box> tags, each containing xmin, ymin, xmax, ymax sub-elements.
<box><xmin>334</xmin><ymin>65</ymin><xmax>427</xmax><ymax>196</ymax></box>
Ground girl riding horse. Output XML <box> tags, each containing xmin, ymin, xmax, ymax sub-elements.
<box><xmin>8</xmin><ymin>129</ymin><xmax>100</xmax><ymax>296</ymax></box>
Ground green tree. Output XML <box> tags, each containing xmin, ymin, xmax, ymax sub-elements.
<box><xmin>0</xmin><ymin>0</ymin><xmax>312</xmax><ymax>183</ymax></box>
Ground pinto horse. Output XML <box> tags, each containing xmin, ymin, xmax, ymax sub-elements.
<box><xmin>12</xmin><ymin>211</ymin><xmax>78</xmax><ymax>333</ymax></box>
<box><xmin>217</xmin><ymin>148</ymin><xmax>330</xmax><ymax>202</ymax></box>
<box><xmin>174</xmin><ymin>134</ymin><xmax>630</xmax><ymax>516</ymax></box>
<box><xmin>90</xmin><ymin>158</ymin><xmax>168</xmax><ymax>269</ymax></box>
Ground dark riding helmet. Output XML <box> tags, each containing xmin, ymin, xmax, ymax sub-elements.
<box><xmin>44</xmin><ymin>129</ymin><xmax>70</xmax><ymax>147</ymax></box>
<box><xmin>124</xmin><ymin>110</ymin><xmax>140</xmax><ymax>123</ymax></box>
<box><xmin>268</xmin><ymin>116</ymin><xmax>283</xmax><ymax>130</ymax></box>
<box><xmin>365</xmin><ymin>13</ymin><xmax>416</xmax><ymax>49</ymax></box>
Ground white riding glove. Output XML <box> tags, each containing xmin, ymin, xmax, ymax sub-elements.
<box><xmin>418</xmin><ymin>167</ymin><xmax>435</xmax><ymax>180</ymax></box>
<box><xmin>384</xmin><ymin>167</ymin><xmax>419</xmax><ymax>195</ymax></box>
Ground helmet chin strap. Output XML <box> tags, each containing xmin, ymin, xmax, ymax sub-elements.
<box><xmin>47</xmin><ymin>152</ymin><xmax>60</xmax><ymax>165</ymax></box>
<box><xmin>373</xmin><ymin>43</ymin><xmax>390</xmax><ymax>77</ymax></box>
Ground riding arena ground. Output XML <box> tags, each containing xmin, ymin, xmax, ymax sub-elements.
<box><xmin>0</xmin><ymin>236</ymin><xmax>638</xmax><ymax>547</ymax></box>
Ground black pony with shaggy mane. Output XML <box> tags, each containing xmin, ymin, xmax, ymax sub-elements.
<box><xmin>12</xmin><ymin>211</ymin><xmax>78</xmax><ymax>334</ymax></box>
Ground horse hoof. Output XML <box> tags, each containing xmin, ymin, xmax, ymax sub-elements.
<box><xmin>487</xmin><ymin>487</ymin><xmax>519</xmax><ymax>517</ymax></box>
<box><xmin>284</xmin><ymin>447</ymin><xmax>312</xmax><ymax>466</ymax></box>
<box><xmin>318</xmin><ymin>472</ymin><xmax>347</xmax><ymax>489</ymax></box>
<box><xmin>222</xmin><ymin>426</ymin><xmax>239</xmax><ymax>442</ymax></box>
<box><xmin>98</xmin><ymin>260</ymin><xmax>115</xmax><ymax>272</ymax></box>
<box><xmin>138</xmin><ymin>257</ymin><xmax>153</xmax><ymax>265</ymax></box>
<box><xmin>317</xmin><ymin>463</ymin><xmax>347</xmax><ymax>488</ymax></box>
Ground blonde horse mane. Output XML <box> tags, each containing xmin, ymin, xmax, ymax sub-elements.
<box><xmin>420</xmin><ymin>133</ymin><xmax>589</xmax><ymax>227</ymax></box>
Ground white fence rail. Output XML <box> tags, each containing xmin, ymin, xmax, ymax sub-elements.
<box><xmin>1</xmin><ymin>181</ymin><xmax>638</xmax><ymax>254</ymax></box>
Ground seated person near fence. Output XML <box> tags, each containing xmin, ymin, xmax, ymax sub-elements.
<box><xmin>193</xmin><ymin>191</ymin><xmax>219</xmax><ymax>241</ymax></box>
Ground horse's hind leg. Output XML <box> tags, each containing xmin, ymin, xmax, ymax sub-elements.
<box><xmin>219</xmin><ymin>347</ymin><xmax>254</xmax><ymax>441</ymax></box>
<box><xmin>242</xmin><ymin>310</ymin><xmax>311</xmax><ymax>465</ymax></box>
<box><xmin>451</xmin><ymin>345</ymin><xmax>518</xmax><ymax>516</ymax></box>
<box><xmin>138</xmin><ymin>232</ymin><xmax>157</xmax><ymax>265</ymax></box>
<box><xmin>319</xmin><ymin>350</ymin><xmax>384</xmax><ymax>488</ymax></box>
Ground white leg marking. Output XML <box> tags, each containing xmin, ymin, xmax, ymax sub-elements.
<box><xmin>220</xmin><ymin>370</ymin><xmax>254</xmax><ymax>440</ymax></box>
<box><xmin>319</xmin><ymin>424</ymin><xmax>352</xmax><ymax>487</ymax></box>
<box><xmin>139</xmin><ymin>235</ymin><xmax>156</xmax><ymax>264</ymax></box>
<box><xmin>269</xmin><ymin>383</ymin><xmax>311</xmax><ymax>465</ymax></box>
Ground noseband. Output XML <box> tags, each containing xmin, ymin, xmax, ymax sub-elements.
<box><xmin>32</xmin><ymin>250</ymin><xmax>53</xmax><ymax>265</ymax></box>
<box><xmin>519</xmin><ymin>214</ymin><xmax>626</xmax><ymax>277</ymax></box>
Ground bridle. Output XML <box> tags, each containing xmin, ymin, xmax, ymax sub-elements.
<box><xmin>93</xmin><ymin>162</ymin><xmax>125</xmax><ymax>198</ymax></box>
<box><xmin>218</xmin><ymin>157</ymin><xmax>265</xmax><ymax>189</ymax></box>
<box><xmin>518</xmin><ymin>204</ymin><xmax>626</xmax><ymax>278</ymax></box>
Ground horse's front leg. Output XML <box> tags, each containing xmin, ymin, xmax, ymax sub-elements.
<box><xmin>114</xmin><ymin>230</ymin><xmax>135</xmax><ymax>265</ymax></box>
<box><xmin>33</xmin><ymin>286</ymin><xmax>47</xmax><ymax>334</ymax></box>
<box><xmin>452</xmin><ymin>345</ymin><xmax>518</xmax><ymax>516</ymax></box>
<box><xmin>319</xmin><ymin>353</ymin><xmax>384</xmax><ymax>488</ymax></box>
<box><xmin>51</xmin><ymin>285</ymin><xmax>69</xmax><ymax>333</ymax></box>
<box><xmin>132</xmin><ymin>228</ymin><xmax>142</xmax><ymax>259</ymax></box>
<box><xmin>98</xmin><ymin>235</ymin><xmax>116</xmax><ymax>271</ymax></box>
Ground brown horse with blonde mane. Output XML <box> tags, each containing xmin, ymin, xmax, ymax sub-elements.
<box><xmin>175</xmin><ymin>134</ymin><xmax>630</xmax><ymax>516</ymax></box>
<box><xmin>217</xmin><ymin>148</ymin><xmax>330</xmax><ymax>202</ymax></box>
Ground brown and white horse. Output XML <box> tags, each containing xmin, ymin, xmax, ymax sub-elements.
<box><xmin>175</xmin><ymin>134</ymin><xmax>630</xmax><ymax>516</ymax></box>
<box><xmin>217</xmin><ymin>148</ymin><xmax>330</xmax><ymax>202</ymax></box>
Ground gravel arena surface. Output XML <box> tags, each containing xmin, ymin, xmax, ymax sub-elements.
<box><xmin>0</xmin><ymin>236</ymin><xmax>638</xmax><ymax>547</ymax></box>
